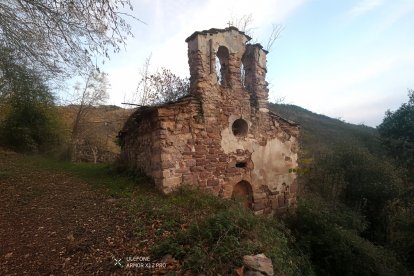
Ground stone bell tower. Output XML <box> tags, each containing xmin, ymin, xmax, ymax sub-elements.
<box><xmin>186</xmin><ymin>27</ymin><xmax>270</xmax><ymax>119</ymax></box>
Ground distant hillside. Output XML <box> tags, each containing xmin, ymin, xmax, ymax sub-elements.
<box><xmin>269</xmin><ymin>103</ymin><xmax>384</xmax><ymax>157</ymax></box>
<box><xmin>58</xmin><ymin>105</ymin><xmax>133</xmax><ymax>161</ymax></box>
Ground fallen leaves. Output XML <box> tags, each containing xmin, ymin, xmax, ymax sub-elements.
<box><xmin>0</xmin><ymin>154</ymin><xmax>143</xmax><ymax>274</ymax></box>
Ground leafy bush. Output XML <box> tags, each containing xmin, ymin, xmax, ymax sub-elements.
<box><xmin>0</xmin><ymin>101</ymin><xmax>63</xmax><ymax>152</ymax></box>
<box><xmin>377</xmin><ymin>89</ymin><xmax>414</xmax><ymax>173</ymax></box>
<box><xmin>290</xmin><ymin>197</ymin><xmax>405</xmax><ymax>275</ymax></box>
<box><xmin>305</xmin><ymin>146</ymin><xmax>402</xmax><ymax>243</ymax></box>
<box><xmin>387</xmin><ymin>197</ymin><xmax>414</xmax><ymax>271</ymax></box>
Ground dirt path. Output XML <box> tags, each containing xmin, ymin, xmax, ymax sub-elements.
<box><xmin>0</xmin><ymin>152</ymin><xmax>143</xmax><ymax>275</ymax></box>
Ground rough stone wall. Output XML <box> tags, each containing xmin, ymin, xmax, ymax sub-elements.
<box><xmin>120</xmin><ymin>27</ymin><xmax>299</xmax><ymax>215</ymax></box>
<box><xmin>155</xmin><ymin>96</ymin><xmax>203</xmax><ymax>193</ymax></box>
<box><xmin>119</xmin><ymin>108</ymin><xmax>163</xmax><ymax>188</ymax></box>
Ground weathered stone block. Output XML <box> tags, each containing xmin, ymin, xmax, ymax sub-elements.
<box><xmin>175</xmin><ymin>168</ymin><xmax>189</xmax><ymax>174</ymax></box>
<box><xmin>253</xmin><ymin>192</ymin><xmax>267</xmax><ymax>200</ymax></box>
<box><xmin>158</xmin><ymin>108</ymin><xmax>175</xmax><ymax>117</ymax></box>
<box><xmin>253</xmin><ymin>200</ymin><xmax>266</xmax><ymax>211</ymax></box>
<box><xmin>196</xmin><ymin>159</ymin><xmax>206</xmax><ymax>166</ymax></box>
<box><xmin>207</xmin><ymin>179</ymin><xmax>219</xmax><ymax>186</ymax></box>
<box><xmin>290</xmin><ymin>179</ymin><xmax>298</xmax><ymax>194</ymax></box>
<box><xmin>204</xmin><ymin>165</ymin><xmax>216</xmax><ymax>171</ymax></box>
<box><xmin>190</xmin><ymin>166</ymin><xmax>204</xmax><ymax>172</ymax></box>
<box><xmin>182</xmin><ymin>174</ymin><xmax>195</xmax><ymax>185</ymax></box>
<box><xmin>218</xmin><ymin>157</ymin><xmax>228</xmax><ymax>162</ymax></box>
<box><xmin>161</xmin><ymin>161</ymin><xmax>174</xmax><ymax>169</ymax></box>
<box><xmin>164</xmin><ymin>176</ymin><xmax>182</xmax><ymax>187</ymax></box>
<box><xmin>185</xmin><ymin>159</ymin><xmax>196</xmax><ymax>167</ymax></box>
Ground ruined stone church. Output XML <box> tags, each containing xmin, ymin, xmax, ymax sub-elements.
<box><xmin>119</xmin><ymin>27</ymin><xmax>299</xmax><ymax>215</ymax></box>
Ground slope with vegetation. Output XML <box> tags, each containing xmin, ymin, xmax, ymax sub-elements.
<box><xmin>271</xmin><ymin>99</ymin><xmax>413</xmax><ymax>274</ymax></box>
<box><xmin>0</xmin><ymin>151</ymin><xmax>314</xmax><ymax>274</ymax></box>
<box><xmin>1</xmin><ymin>93</ymin><xmax>413</xmax><ymax>274</ymax></box>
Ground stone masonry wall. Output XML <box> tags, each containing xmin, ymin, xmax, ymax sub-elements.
<box><xmin>119</xmin><ymin>108</ymin><xmax>163</xmax><ymax>188</ymax></box>
<box><xmin>153</xmin><ymin>94</ymin><xmax>299</xmax><ymax>214</ymax></box>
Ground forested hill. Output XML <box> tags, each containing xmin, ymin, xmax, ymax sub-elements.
<box><xmin>269</xmin><ymin>102</ymin><xmax>413</xmax><ymax>274</ymax></box>
<box><xmin>269</xmin><ymin>103</ymin><xmax>383</xmax><ymax>156</ymax></box>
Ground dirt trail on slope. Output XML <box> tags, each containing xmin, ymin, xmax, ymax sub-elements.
<box><xmin>0</xmin><ymin>152</ymin><xmax>144</xmax><ymax>275</ymax></box>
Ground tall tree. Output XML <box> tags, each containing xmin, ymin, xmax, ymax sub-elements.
<box><xmin>132</xmin><ymin>61</ymin><xmax>189</xmax><ymax>106</ymax></box>
<box><xmin>0</xmin><ymin>0</ymin><xmax>138</xmax><ymax>78</ymax></box>
<box><xmin>132</xmin><ymin>54</ymin><xmax>152</xmax><ymax>105</ymax></box>
<box><xmin>378</xmin><ymin>90</ymin><xmax>414</xmax><ymax>270</ymax></box>
<box><xmin>378</xmin><ymin>90</ymin><xmax>414</xmax><ymax>171</ymax></box>
<box><xmin>145</xmin><ymin>68</ymin><xmax>189</xmax><ymax>105</ymax></box>
<box><xmin>70</xmin><ymin>68</ymin><xmax>109</xmax><ymax>161</ymax></box>
<box><xmin>0</xmin><ymin>48</ymin><xmax>63</xmax><ymax>152</ymax></box>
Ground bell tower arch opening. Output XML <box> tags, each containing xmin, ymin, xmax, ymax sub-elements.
<box><xmin>241</xmin><ymin>51</ymin><xmax>248</xmax><ymax>89</ymax></box>
<box><xmin>232</xmin><ymin>180</ymin><xmax>253</xmax><ymax>209</ymax></box>
<box><xmin>240</xmin><ymin>62</ymin><xmax>246</xmax><ymax>88</ymax></box>
<box><xmin>215</xmin><ymin>46</ymin><xmax>230</xmax><ymax>87</ymax></box>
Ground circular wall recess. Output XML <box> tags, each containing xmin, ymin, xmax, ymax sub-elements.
<box><xmin>232</xmin><ymin>118</ymin><xmax>248</xmax><ymax>137</ymax></box>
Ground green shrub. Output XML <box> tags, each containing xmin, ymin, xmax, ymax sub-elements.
<box><xmin>305</xmin><ymin>146</ymin><xmax>402</xmax><ymax>244</ymax></box>
<box><xmin>387</xmin><ymin>200</ymin><xmax>414</xmax><ymax>271</ymax></box>
<box><xmin>290</xmin><ymin>197</ymin><xmax>405</xmax><ymax>275</ymax></box>
<box><xmin>377</xmin><ymin>89</ymin><xmax>414</xmax><ymax>174</ymax></box>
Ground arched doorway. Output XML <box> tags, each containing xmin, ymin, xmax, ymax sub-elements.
<box><xmin>232</xmin><ymin>180</ymin><xmax>253</xmax><ymax>209</ymax></box>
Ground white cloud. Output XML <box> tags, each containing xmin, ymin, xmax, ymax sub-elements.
<box><xmin>349</xmin><ymin>0</ymin><xmax>384</xmax><ymax>18</ymax></box>
<box><xmin>376</xmin><ymin>0</ymin><xmax>414</xmax><ymax>32</ymax></box>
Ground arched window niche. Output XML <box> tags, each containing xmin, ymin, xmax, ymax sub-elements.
<box><xmin>232</xmin><ymin>118</ymin><xmax>248</xmax><ymax>137</ymax></box>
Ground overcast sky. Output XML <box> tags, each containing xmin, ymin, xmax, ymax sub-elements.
<box><xmin>100</xmin><ymin>0</ymin><xmax>414</xmax><ymax>127</ymax></box>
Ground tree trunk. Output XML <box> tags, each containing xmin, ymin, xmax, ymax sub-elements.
<box><xmin>91</xmin><ymin>146</ymin><xmax>98</xmax><ymax>164</ymax></box>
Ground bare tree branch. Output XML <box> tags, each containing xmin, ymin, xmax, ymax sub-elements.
<box><xmin>70</xmin><ymin>68</ymin><xmax>109</xmax><ymax>161</ymax></box>
<box><xmin>0</xmin><ymin>0</ymin><xmax>140</xmax><ymax>80</ymax></box>
<box><xmin>227</xmin><ymin>15</ymin><xmax>284</xmax><ymax>52</ymax></box>
<box><xmin>228</xmin><ymin>14</ymin><xmax>255</xmax><ymax>36</ymax></box>
<box><xmin>265</xmin><ymin>24</ymin><xmax>284</xmax><ymax>52</ymax></box>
